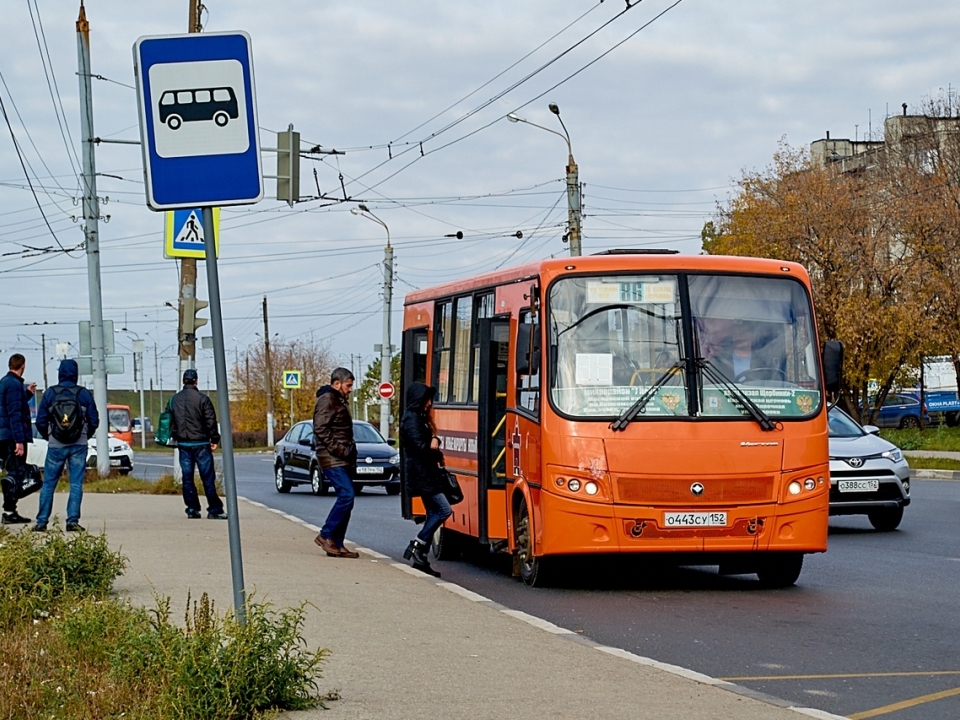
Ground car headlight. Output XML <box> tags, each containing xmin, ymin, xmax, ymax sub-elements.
<box><xmin>881</xmin><ymin>448</ymin><xmax>903</xmax><ymax>463</ymax></box>
<box><xmin>389</xmin><ymin>453</ymin><xmax>400</xmax><ymax>465</ymax></box>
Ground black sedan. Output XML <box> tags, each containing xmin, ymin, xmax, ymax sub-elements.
<box><xmin>273</xmin><ymin>420</ymin><xmax>401</xmax><ymax>495</ymax></box>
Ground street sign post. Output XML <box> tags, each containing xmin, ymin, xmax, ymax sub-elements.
<box><xmin>133</xmin><ymin>30</ymin><xmax>260</xmax><ymax>622</ymax></box>
<box><xmin>134</xmin><ymin>32</ymin><xmax>262</xmax><ymax>210</ymax></box>
<box><xmin>378</xmin><ymin>381</ymin><xmax>395</xmax><ymax>400</ymax></box>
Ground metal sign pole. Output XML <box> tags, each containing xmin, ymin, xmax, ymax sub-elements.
<box><xmin>202</xmin><ymin>206</ymin><xmax>246</xmax><ymax>622</ymax></box>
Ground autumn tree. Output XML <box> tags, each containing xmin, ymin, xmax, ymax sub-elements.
<box><xmin>356</xmin><ymin>354</ymin><xmax>401</xmax><ymax>437</ymax></box>
<box><xmin>705</xmin><ymin>141</ymin><xmax>937</xmax><ymax>422</ymax></box>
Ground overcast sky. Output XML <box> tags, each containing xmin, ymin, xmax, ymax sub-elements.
<box><xmin>2</xmin><ymin>0</ymin><xmax>959</xmax><ymax>393</ymax></box>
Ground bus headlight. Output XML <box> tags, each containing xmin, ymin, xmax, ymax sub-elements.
<box><xmin>804</xmin><ymin>478</ymin><xmax>816</xmax><ymax>491</ymax></box>
<box><xmin>584</xmin><ymin>481</ymin><xmax>599</xmax><ymax>496</ymax></box>
<box><xmin>788</xmin><ymin>481</ymin><xmax>802</xmax><ymax>496</ymax></box>
<box><xmin>567</xmin><ymin>478</ymin><xmax>581</xmax><ymax>492</ymax></box>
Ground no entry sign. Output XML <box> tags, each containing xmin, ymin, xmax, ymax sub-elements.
<box><xmin>378</xmin><ymin>382</ymin><xmax>395</xmax><ymax>400</ymax></box>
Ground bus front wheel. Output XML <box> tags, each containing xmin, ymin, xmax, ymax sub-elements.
<box><xmin>756</xmin><ymin>552</ymin><xmax>803</xmax><ymax>588</ymax></box>
<box><xmin>166</xmin><ymin>114</ymin><xmax>182</xmax><ymax>130</ymax></box>
<box><xmin>515</xmin><ymin>499</ymin><xmax>552</xmax><ymax>587</ymax></box>
<box><xmin>214</xmin><ymin>111</ymin><xmax>229</xmax><ymax>127</ymax></box>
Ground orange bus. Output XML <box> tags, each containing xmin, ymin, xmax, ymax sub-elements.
<box><xmin>106</xmin><ymin>404</ymin><xmax>134</xmax><ymax>447</ymax></box>
<box><xmin>400</xmin><ymin>250</ymin><xmax>842</xmax><ymax>587</ymax></box>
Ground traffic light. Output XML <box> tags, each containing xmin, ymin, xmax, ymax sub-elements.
<box><xmin>276</xmin><ymin>124</ymin><xmax>300</xmax><ymax>207</ymax></box>
<box><xmin>182</xmin><ymin>296</ymin><xmax>208</xmax><ymax>341</ymax></box>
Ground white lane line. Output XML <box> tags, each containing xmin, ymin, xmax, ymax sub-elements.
<box><xmin>500</xmin><ymin>609</ymin><xmax>576</xmax><ymax>635</ymax></box>
<box><xmin>136</xmin><ymin>462</ymin><xmax>175</xmax><ymax>468</ymax></box>
<box><xmin>436</xmin><ymin>581</ymin><xmax>491</xmax><ymax>603</ymax></box>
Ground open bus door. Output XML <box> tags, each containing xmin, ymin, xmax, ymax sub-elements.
<box><xmin>476</xmin><ymin>317</ymin><xmax>511</xmax><ymax>545</ymax></box>
<box><xmin>400</xmin><ymin>326</ymin><xmax>429</xmax><ymax>520</ymax></box>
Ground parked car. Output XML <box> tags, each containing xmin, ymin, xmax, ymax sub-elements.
<box><xmin>828</xmin><ymin>406</ymin><xmax>910</xmax><ymax>531</ymax></box>
<box><xmin>273</xmin><ymin>420</ymin><xmax>400</xmax><ymax>495</ymax></box>
<box><xmin>28</xmin><ymin>422</ymin><xmax>134</xmax><ymax>476</ymax></box>
<box><xmin>862</xmin><ymin>393</ymin><xmax>931</xmax><ymax>429</ymax></box>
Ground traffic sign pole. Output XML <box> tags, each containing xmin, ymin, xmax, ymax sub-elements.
<box><xmin>202</xmin><ymin>205</ymin><xmax>246</xmax><ymax>622</ymax></box>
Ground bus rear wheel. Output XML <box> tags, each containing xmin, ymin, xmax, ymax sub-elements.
<box><xmin>432</xmin><ymin>526</ymin><xmax>462</xmax><ymax>561</ymax></box>
<box><xmin>756</xmin><ymin>552</ymin><xmax>803</xmax><ymax>588</ymax></box>
<box><xmin>166</xmin><ymin>114</ymin><xmax>182</xmax><ymax>130</ymax></box>
<box><xmin>515</xmin><ymin>499</ymin><xmax>552</xmax><ymax>587</ymax></box>
<box><xmin>214</xmin><ymin>111</ymin><xmax>229</xmax><ymax>127</ymax></box>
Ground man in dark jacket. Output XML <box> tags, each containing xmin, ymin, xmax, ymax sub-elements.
<box><xmin>169</xmin><ymin>368</ymin><xmax>225</xmax><ymax>519</ymax></box>
<box><xmin>0</xmin><ymin>353</ymin><xmax>36</xmax><ymax>524</ymax></box>
<box><xmin>35</xmin><ymin>359</ymin><xmax>99</xmax><ymax>532</ymax></box>
<box><xmin>313</xmin><ymin>367</ymin><xmax>359</xmax><ymax>558</ymax></box>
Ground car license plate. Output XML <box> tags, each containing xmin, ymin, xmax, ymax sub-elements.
<box><xmin>110</xmin><ymin>459</ymin><xmax>121</xmax><ymax>467</ymax></box>
<box><xmin>838</xmin><ymin>479</ymin><xmax>879</xmax><ymax>493</ymax></box>
<box><xmin>662</xmin><ymin>511</ymin><xmax>727</xmax><ymax>528</ymax></box>
<box><xmin>355</xmin><ymin>466</ymin><xmax>382</xmax><ymax>475</ymax></box>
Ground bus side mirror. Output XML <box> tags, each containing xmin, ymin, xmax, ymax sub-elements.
<box><xmin>822</xmin><ymin>340</ymin><xmax>844</xmax><ymax>394</ymax></box>
<box><xmin>515</xmin><ymin>327</ymin><xmax>541</xmax><ymax>375</ymax></box>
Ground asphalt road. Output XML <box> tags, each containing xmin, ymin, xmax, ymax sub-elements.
<box><xmin>140</xmin><ymin>451</ymin><xmax>960</xmax><ymax>720</ymax></box>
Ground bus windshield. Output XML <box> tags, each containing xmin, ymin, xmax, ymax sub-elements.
<box><xmin>548</xmin><ymin>273</ymin><xmax>822</xmax><ymax>420</ymax></box>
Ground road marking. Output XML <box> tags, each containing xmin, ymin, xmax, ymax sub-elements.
<box><xmin>848</xmin><ymin>686</ymin><xmax>960</xmax><ymax>719</ymax></box>
<box><xmin>722</xmin><ymin>670</ymin><xmax>960</xmax><ymax>682</ymax></box>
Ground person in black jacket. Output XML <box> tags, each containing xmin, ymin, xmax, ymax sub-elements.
<box><xmin>0</xmin><ymin>353</ymin><xmax>36</xmax><ymax>524</ymax></box>
<box><xmin>400</xmin><ymin>381</ymin><xmax>451</xmax><ymax>577</ymax></box>
<box><xmin>169</xmin><ymin>368</ymin><xmax>225</xmax><ymax>519</ymax></box>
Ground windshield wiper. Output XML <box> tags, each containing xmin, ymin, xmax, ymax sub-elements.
<box><xmin>611</xmin><ymin>361</ymin><xmax>685</xmax><ymax>432</ymax></box>
<box><xmin>698</xmin><ymin>359</ymin><xmax>777</xmax><ymax>431</ymax></box>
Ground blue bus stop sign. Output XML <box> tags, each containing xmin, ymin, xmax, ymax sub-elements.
<box><xmin>134</xmin><ymin>31</ymin><xmax>263</xmax><ymax>211</ymax></box>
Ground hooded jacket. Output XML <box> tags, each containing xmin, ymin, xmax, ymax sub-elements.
<box><xmin>0</xmin><ymin>370</ymin><xmax>33</xmax><ymax>446</ymax></box>
<box><xmin>399</xmin><ymin>382</ymin><xmax>445</xmax><ymax>497</ymax></box>
<box><xmin>36</xmin><ymin>359</ymin><xmax>99</xmax><ymax>448</ymax></box>
<box><xmin>313</xmin><ymin>385</ymin><xmax>356</xmax><ymax>469</ymax></box>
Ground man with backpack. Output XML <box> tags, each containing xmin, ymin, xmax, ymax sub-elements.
<box><xmin>0</xmin><ymin>353</ymin><xmax>37</xmax><ymax>524</ymax></box>
<box><xmin>34</xmin><ymin>359</ymin><xmax>99</xmax><ymax>532</ymax></box>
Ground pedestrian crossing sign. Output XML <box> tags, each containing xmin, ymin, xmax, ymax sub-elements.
<box><xmin>164</xmin><ymin>207</ymin><xmax>220</xmax><ymax>258</ymax></box>
<box><xmin>283</xmin><ymin>370</ymin><xmax>302</xmax><ymax>389</ymax></box>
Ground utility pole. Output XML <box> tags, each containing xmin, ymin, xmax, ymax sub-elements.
<box><xmin>177</xmin><ymin>0</ymin><xmax>204</xmax><ymax>377</ymax></box>
<box><xmin>565</xmin><ymin>154</ymin><xmax>581</xmax><ymax>257</ymax></box>
<box><xmin>41</xmin><ymin>333</ymin><xmax>48</xmax><ymax>391</ymax></box>
<box><xmin>262</xmin><ymin>296</ymin><xmax>275</xmax><ymax>446</ymax></box>
<box><xmin>76</xmin><ymin>4</ymin><xmax>111</xmax><ymax>477</ymax></box>
<box><xmin>380</xmin><ymin>243</ymin><xmax>394</xmax><ymax>437</ymax></box>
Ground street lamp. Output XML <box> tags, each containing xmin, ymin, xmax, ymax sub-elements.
<box><xmin>507</xmin><ymin>104</ymin><xmax>582</xmax><ymax>256</ymax></box>
<box><xmin>351</xmin><ymin>203</ymin><xmax>394</xmax><ymax>438</ymax></box>
<box><xmin>119</xmin><ymin>327</ymin><xmax>147</xmax><ymax>449</ymax></box>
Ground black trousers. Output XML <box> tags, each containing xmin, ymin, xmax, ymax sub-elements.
<box><xmin>0</xmin><ymin>440</ymin><xmax>27</xmax><ymax>513</ymax></box>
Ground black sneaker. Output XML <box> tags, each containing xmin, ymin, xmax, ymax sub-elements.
<box><xmin>2</xmin><ymin>512</ymin><xmax>31</xmax><ymax>525</ymax></box>
<box><xmin>66</xmin><ymin>523</ymin><xmax>85</xmax><ymax>532</ymax></box>
<box><xmin>207</xmin><ymin>511</ymin><xmax>228</xmax><ymax>520</ymax></box>
<box><xmin>32</xmin><ymin>524</ymin><xmax>47</xmax><ymax>533</ymax></box>
<box><xmin>185</xmin><ymin>509</ymin><xmax>202</xmax><ymax>519</ymax></box>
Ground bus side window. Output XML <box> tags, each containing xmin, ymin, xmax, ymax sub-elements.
<box><xmin>517</xmin><ymin>309</ymin><xmax>540</xmax><ymax>417</ymax></box>
<box><xmin>195</xmin><ymin>89</ymin><xmax>211</xmax><ymax>103</ymax></box>
<box><xmin>214</xmin><ymin>88</ymin><xmax>232</xmax><ymax>102</ymax></box>
<box><xmin>160</xmin><ymin>92</ymin><xmax>175</xmax><ymax>105</ymax></box>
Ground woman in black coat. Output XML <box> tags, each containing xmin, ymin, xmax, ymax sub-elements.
<box><xmin>400</xmin><ymin>382</ymin><xmax>452</xmax><ymax>577</ymax></box>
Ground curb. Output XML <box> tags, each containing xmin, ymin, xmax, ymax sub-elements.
<box><xmin>912</xmin><ymin>469</ymin><xmax>960</xmax><ymax>481</ymax></box>
<box><xmin>239</xmin><ymin>496</ymin><xmax>849</xmax><ymax>720</ymax></box>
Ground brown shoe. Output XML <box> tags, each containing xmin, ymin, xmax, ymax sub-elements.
<box><xmin>337</xmin><ymin>547</ymin><xmax>360</xmax><ymax>559</ymax></box>
<box><xmin>314</xmin><ymin>534</ymin><xmax>340</xmax><ymax>557</ymax></box>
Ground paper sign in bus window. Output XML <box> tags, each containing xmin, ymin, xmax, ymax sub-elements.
<box><xmin>575</xmin><ymin>353</ymin><xmax>613</xmax><ymax>386</ymax></box>
<box><xmin>586</xmin><ymin>280</ymin><xmax>675</xmax><ymax>305</ymax></box>
<box><xmin>149</xmin><ymin>59</ymin><xmax>248</xmax><ymax>159</ymax></box>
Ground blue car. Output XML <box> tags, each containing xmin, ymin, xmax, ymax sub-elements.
<box><xmin>863</xmin><ymin>393</ymin><xmax>931</xmax><ymax>429</ymax></box>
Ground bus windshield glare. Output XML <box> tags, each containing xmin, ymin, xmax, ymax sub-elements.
<box><xmin>548</xmin><ymin>273</ymin><xmax>821</xmax><ymax>420</ymax></box>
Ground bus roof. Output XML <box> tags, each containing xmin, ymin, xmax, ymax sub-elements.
<box><xmin>403</xmin><ymin>253</ymin><xmax>809</xmax><ymax>305</ymax></box>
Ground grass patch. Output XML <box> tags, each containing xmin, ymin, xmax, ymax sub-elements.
<box><xmin>905</xmin><ymin>456</ymin><xmax>960</xmax><ymax>471</ymax></box>
<box><xmin>879</xmin><ymin>424</ymin><xmax>960</xmax><ymax>452</ymax></box>
<box><xmin>0</xmin><ymin>528</ymin><xmax>329</xmax><ymax>718</ymax></box>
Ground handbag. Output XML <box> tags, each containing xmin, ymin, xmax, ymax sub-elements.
<box><xmin>154</xmin><ymin>399</ymin><xmax>175</xmax><ymax>446</ymax></box>
<box><xmin>440</xmin><ymin>466</ymin><xmax>464</xmax><ymax>505</ymax></box>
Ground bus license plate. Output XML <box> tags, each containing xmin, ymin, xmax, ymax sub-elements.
<box><xmin>838</xmin><ymin>479</ymin><xmax>878</xmax><ymax>493</ymax></box>
<box><xmin>663</xmin><ymin>511</ymin><xmax>727</xmax><ymax>528</ymax></box>
<box><xmin>355</xmin><ymin>466</ymin><xmax>382</xmax><ymax>475</ymax></box>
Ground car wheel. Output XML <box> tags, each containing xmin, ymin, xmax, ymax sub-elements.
<box><xmin>385</xmin><ymin>483</ymin><xmax>401</xmax><ymax>496</ymax></box>
<box><xmin>166</xmin><ymin>114</ymin><xmax>182</xmax><ymax>130</ymax></box>
<box><xmin>275</xmin><ymin>464</ymin><xmax>292</xmax><ymax>493</ymax></box>
<box><xmin>515</xmin><ymin>498</ymin><xmax>553</xmax><ymax>587</ymax></box>
<box><xmin>432</xmin><ymin>525</ymin><xmax>462</xmax><ymax>561</ymax></box>
<box><xmin>756</xmin><ymin>553</ymin><xmax>803</xmax><ymax>588</ymax></box>
<box><xmin>352</xmin><ymin>482</ymin><xmax>363</xmax><ymax>495</ymax></box>
<box><xmin>899</xmin><ymin>415</ymin><xmax>921</xmax><ymax>429</ymax></box>
<box><xmin>214</xmin><ymin>111</ymin><xmax>229</xmax><ymax>127</ymax></box>
<box><xmin>946</xmin><ymin>412</ymin><xmax>959</xmax><ymax>427</ymax></box>
<box><xmin>868</xmin><ymin>506</ymin><xmax>903</xmax><ymax>532</ymax></box>
<box><xmin>119</xmin><ymin>469</ymin><xmax>130</xmax><ymax>476</ymax></box>
<box><xmin>310</xmin><ymin>466</ymin><xmax>326</xmax><ymax>496</ymax></box>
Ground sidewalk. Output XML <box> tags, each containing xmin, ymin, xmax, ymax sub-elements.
<box><xmin>49</xmin><ymin>494</ymin><xmax>839</xmax><ymax>720</ymax></box>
